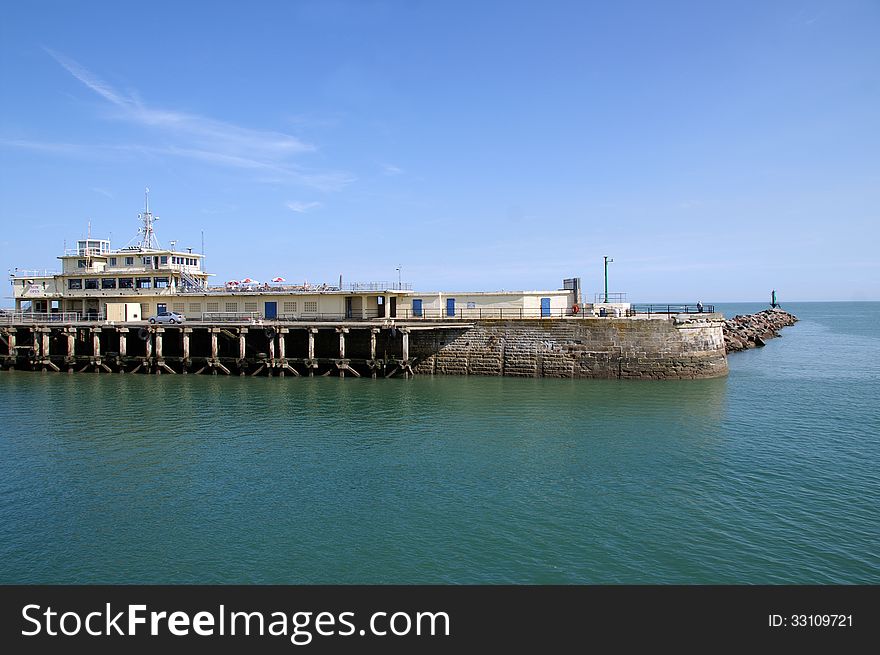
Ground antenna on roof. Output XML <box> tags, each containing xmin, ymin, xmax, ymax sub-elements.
<box><xmin>136</xmin><ymin>186</ymin><xmax>160</xmax><ymax>249</ymax></box>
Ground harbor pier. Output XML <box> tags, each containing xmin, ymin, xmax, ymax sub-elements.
<box><xmin>0</xmin><ymin>320</ymin><xmax>469</xmax><ymax>379</ymax></box>
<box><xmin>0</xmin><ymin>312</ymin><xmax>729</xmax><ymax>380</ymax></box>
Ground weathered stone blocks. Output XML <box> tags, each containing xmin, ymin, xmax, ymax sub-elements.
<box><xmin>410</xmin><ymin>317</ymin><xmax>729</xmax><ymax>380</ymax></box>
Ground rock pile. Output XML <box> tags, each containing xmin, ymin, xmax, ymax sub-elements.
<box><xmin>723</xmin><ymin>308</ymin><xmax>798</xmax><ymax>353</ymax></box>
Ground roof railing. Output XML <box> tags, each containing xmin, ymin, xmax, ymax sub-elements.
<box><xmin>9</xmin><ymin>269</ymin><xmax>60</xmax><ymax>278</ymax></box>
<box><xmin>345</xmin><ymin>282</ymin><xmax>412</xmax><ymax>291</ymax></box>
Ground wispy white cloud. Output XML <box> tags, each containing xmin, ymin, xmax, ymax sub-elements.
<box><xmin>0</xmin><ymin>138</ymin><xmax>97</xmax><ymax>155</ymax></box>
<box><xmin>286</xmin><ymin>200</ymin><xmax>322</xmax><ymax>213</ymax></box>
<box><xmin>91</xmin><ymin>187</ymin><xmax>114</xmax><ymax>199</ymax></box>
<box><xmin>34</xmin><ymin>49</ymin><xmax>354</xmax><ymax>191</ymax></box>
<box><xmin>381</xmin><ymin>163</ymin><xmax>403</xmax><ymax>175</ymax></box>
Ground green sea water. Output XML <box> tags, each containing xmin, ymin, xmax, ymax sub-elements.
<box><xmin>1</xmin><ymin>302</ymin><xmax>878</xmax><ymax>583</ymax></box>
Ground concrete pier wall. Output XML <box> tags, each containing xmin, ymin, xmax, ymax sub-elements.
<box><xmin>0</xmin><ymin>315</ymin><xmax>728</xmax><ymax>379</ymax></box>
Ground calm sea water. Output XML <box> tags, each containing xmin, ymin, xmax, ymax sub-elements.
<box><xmin>1</xmin><ymin>302</ymin><xmax>878</xmax><ymax>584</ymax></box>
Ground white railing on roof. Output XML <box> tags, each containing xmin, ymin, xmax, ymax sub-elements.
<box><xmin>10</xmin><ymin>269</ymin><xmax>60</xmax><ymax>278</ymax></box>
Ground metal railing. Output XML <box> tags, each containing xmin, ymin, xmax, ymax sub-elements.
<box><xmin>345</xmin><ymin>282</ymin><xmax>413</xmax><ymax>291</ymax></box>
<box><xmin>630</xmin><ymin>304</ymin><xmax>715</xmax><ymax>315</ymax></box>
<box><xmin>200</xmin><ymin>312</ymin><xmax>263</xmax><ymax>322</ymax></box>
<box><xmin>209</xmin><ymin>283</ymin><xmax>341</xmax><ymax>293</ymax></box>
<box><xmin>9</xmin><ymin>269</ymin><xmax>60</xmax><ymax>279</ymax></box>
<box><xmin>0</xmin><ymin>311</ymin><xmax>82</xmax><ymax>324</ymax></box>
<box><xmin>276</xmin><ymin>307</ymin><xmax>612</xmax><ymax>320</ymax></box>
<box><xmin>593</xmin><ymin>292</ymin><xmax>628</xmax><ymax>303</ymax></box>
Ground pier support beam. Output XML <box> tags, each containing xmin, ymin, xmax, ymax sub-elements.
<box><xmin>154</xmin><ymin>328</ymin><xmax>174</xmax><ymax>374</ymax></box>
<box><xmin>400</xmin><ymin>327</ymin><xmax>413</xmax><ymax>378</ymax></box>
<box><xmin>39</xmin><ymin>328</ymin><xmax>58</xmax><ymax>372</ymax></box>
<box><xmin>276</xmin><ymin>328</ymin><xmax>297</xmax><ymax>376</ymax></box>
<box><xmin>337</xmin><ymin>327</ymin><xmax>349</xmax><ymax>378</ymax></box>
<box><xmin>40</xmin><ymin>329</ymin><xmax>49</xmax><ymax>361</ymax></box>
<box><xmin>182</xmin><ymin>328</ymin><xmax>191</xmax><ymax>373</ymax></box>
<box><xmin>155</xmin><ymin>327</ymin><xmax>163</xmax><ymax>370</ymax></box>
<box><xmin>0</xmin><ymin>329</ymin><xmax>11</xmax><ymax>369</ymax></box>
<box><xmin>92</xmin><ymin>327</ymin><xmax>101</xmax><ymax>360</ymax></box>
<box><xmin>117</xmin><ymin>328</ymin><xmax>128</xmax><ymax>372</ymax></box>
<box><xmin>144</xmin><ymin>328</ymin><xmax>153</xmax><ymax>373</ymax></box>
<box><xmin>65</xmin><ymin>328</ymin><xmax>75</xmax><ymax>372</ymax></box>
<box><xmin>208</xmin><ymin>328</ymin><xmax>218</xmax><ymax>374</ymax></box>
<box><xmin>238</xmin><ymin>328</ymin><xmax>248</xmax><ymax>375</ymax></box>
<box><xmin>368</xmin><ymin>328</ymin><xmax>381</xmax><ymax>378</ymax></box>
<box><xmin>306</xmin><ymin>328</ymin><xmax>318</xmax><ymax>376</ymax></box>
<box><xmin>90</xmin><ymin>327</ymin><xmax>110</xmax><ymax>373</ymax></box>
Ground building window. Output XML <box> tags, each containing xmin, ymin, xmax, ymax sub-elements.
<box><xmin>125</xmin><ymin>257</ymin><xmax>134</xmax><ymax>266</ymax></box>
<box><xmin>68</xmin><ymin>279</ymin><xmax>82</xmax><ymax>290</ymax></box>
<box><xmin>101</xmin><ymin>278</ymin><xmax>116</xmax><ymax>289</ymax></box>
<box><xmin>160</xmin><ymin>256</ymin><xmax>168</xmax><ymax>265</ymax></box>
<box><xmin>244</xmin><ymin>302</ymin><xmax>258</xmax><ymax>312</ymax></box>
<box><xmin>109</xmin><ymin>257</ymin><xmax>117</xmax><ymax>266</ymax></box>
<box><xmin>304</xmin><ymin>301</ymin><xmax>318</xmax><ymax>313</ymax></box>
<box><xmin>225</xmin><ymin>302</ymin><xmax>238</xmax><ymax>313</ymax></box>
<box><xmin>137</xmin><ymin>278</ymin><xmax>152</xmax><ymax>289</ymax></box>
<box><xmin>189</xmin><ymin>303</ymin><xmax>201</xmax><ymax>314</ymax></box>
<box><xmin>118</xmin><ymin>278</ymin><xmax>134</xmax><ymax>289</ymax></box>
<box><xmin>140</xmin><ymin>303</ymin><xmax>150</xmax><ymax>315</ymax></box>
<box><xmin>85</xmin><ymin>279</ymin><xmax>99</xmax><ymax>290</ymax></box>
<box><xmin>172</xmin><ymin>303</ymin><xmax>185</xmax><ymax>313</ymax></box>
<box><xmin>283</xmin><ymin>301</ymin><xmax>297</xmax><ymax>313</ymax></box>
<box><xmin>154</xmin><ymin>277</ymin><xmax>169</xmax><ymax>288</ymax></box>
<box><xmin>207</xmin><ymin>302</ymin><xmax>219</xmax><ymax>312</ymax></box>
<box><xmin>77</xmin><ymin>260</ymin><xmax>86</xmax><ymax>268</ymax></box>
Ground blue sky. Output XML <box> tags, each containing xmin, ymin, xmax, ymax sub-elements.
<box><xmin>1</xmin><ymin>0</ymin><xmax>878</xmax><ymax>302</ymax></box>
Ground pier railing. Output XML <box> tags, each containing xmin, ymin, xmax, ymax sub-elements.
<box><xmin>593</xmin><ymin>292</ymin><xmax>628</xmax><ymax>303</ymax></box>
<box><xmin>201</xmin><ymin>312</ymin><xmax>263</xmax><ymax>322</ymax></box>
<box><xmin>0</xmin><ymin>311</ymin><xmax>81</xmax><ymax>324</ymax></box>
<box><xmin>630</xmin><ymin>304</ymin><xmax>715</xmax><ymax>315</ymax></box>
<box><xmin>271</xmin><ymin>307</ymin><xmax>712</xmax><ymax>320</ymax></box>
<box><xmin>1</xmin><ymin>306</ymin><xmax>719</xmax><ymax>325</ymax></box>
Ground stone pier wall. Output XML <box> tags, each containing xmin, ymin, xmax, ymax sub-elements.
<box><xmin>410</xmin><ymin>316</ymin><xmax>729</xmax><ymax>380</ymax></box>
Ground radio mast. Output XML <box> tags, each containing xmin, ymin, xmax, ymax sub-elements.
<box><xmin>137</xmin><ymin>187</ymin><xmax>160</xmax><ymax>249</ymax></box>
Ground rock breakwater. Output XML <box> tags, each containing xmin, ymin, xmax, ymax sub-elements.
<box><xmin>723</xmin><ymin>308</ymin><xmax>798</xmax><ymax>353</ymax></box>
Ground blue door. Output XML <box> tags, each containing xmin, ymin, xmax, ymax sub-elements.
<box><xmin>264</xmin><ymin>301</ymin><xmax>277</xmax><ymax>319</ymax></box>
<box><xmin>446</xmin><ymin>298</ymin><xmax>455</xmax><ymax>317</ymax></box>
<box><xmin>541</xmin><ymin>297</ymin><xmax>551</xmax><ymax>317</ymax></box>
<box><xmin>412</xmin><ymin>299</ymin><xmax>423</xmax><ymax>317</ymax></box>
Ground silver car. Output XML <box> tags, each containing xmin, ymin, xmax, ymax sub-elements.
<box><xmin>148</xmin><ymin>311</ymin><xmax>185</xmax><ymax>324</ymax></box>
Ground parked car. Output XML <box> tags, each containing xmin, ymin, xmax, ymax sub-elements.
<box><xmin>148</xmin><ymin>311</ymin><xmax>185</xmax><ymax>324</ymax></box>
